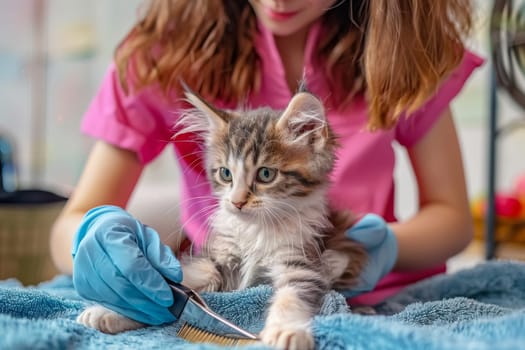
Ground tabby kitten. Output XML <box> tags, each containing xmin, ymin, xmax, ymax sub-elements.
<box><xmin>77</xmin><ymin>89</ymin><xmax>367</xmax><ymax>350</ymax></box>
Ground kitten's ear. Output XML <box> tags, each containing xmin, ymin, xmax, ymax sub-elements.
<box><xmin>276</xmin><ymin>92</ymin><xmax>329</xmax><ymax>151</ymax></box>
<box><xmin>175</xmin><ymin>81</ymin><xmax>231</xmax><ymax>138</ymax></box>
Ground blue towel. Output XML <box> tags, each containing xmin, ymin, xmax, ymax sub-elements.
<box><xmin>1</xmin><ymin>260</ymin><xmax>525</xmax><ymax>349</ymax></box>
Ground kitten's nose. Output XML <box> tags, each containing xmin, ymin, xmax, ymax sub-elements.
<box><xmin>232</xmin><ymin>200</ymin><xmax>247</xmax><ymax>210</ymax></box>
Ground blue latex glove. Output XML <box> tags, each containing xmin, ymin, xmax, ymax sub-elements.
<box><xmin>342</xmin><ymin>213</ymin><xmax>398</xmax><ymax>298</ymax></box>
<box><xmin>72</xmin><ymin>205</ymin><xmax>183</xmax><ymax>325</ymax></box>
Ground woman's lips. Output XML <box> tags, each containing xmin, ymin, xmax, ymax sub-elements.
<box><xmin>264</xmin><ymin>7</ymin><xmax>300</xmax><ymax>21</ymax></box>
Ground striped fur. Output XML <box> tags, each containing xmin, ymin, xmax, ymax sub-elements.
<box><xmin>178</xmin><ymin>90</ymin><xmax>367</xmax><ymax>350</ymax></box>
<box><xmin>76</xmin><ymin>90</ymin><xmax>367</xmax><ymax>349</ymax></box>
<box><xmin>77</xmin><ymin>92</ymin><xmax>366</xmax><ymax>350</ymax></box>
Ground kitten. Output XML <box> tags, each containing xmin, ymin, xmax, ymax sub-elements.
<box><xmin>77</xmin><ymin>89</ymin><xmax>367</xmax><ymax>350</ymax></box>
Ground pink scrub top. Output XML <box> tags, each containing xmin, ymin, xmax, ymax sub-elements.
<box><xmin>81</xmin><ymin>19</ymin><xmax>484</xmax><ymax>305</ymax></box>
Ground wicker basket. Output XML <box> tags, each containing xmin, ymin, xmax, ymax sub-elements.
<box><xmin>0</xmin><ymin>190</ymin><xmax>66</xmax><ymax>285</ymax></box>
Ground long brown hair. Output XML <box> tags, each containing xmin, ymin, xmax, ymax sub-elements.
<box><xmin>115</xmin><ymin>0</ymin><xmax>472</xmax><ymax>129</ymax></box>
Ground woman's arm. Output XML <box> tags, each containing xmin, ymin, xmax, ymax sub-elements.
<box><xmin>50</xmin><ymin>141</ymin><xmax>144</xmax><ymax>274</ymax></box>
<box><xmin>390</xmin><ymin>107</ymin><xmax>474</xmax><ymax>270</ymax></box>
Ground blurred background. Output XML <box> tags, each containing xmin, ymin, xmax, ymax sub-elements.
<box><xmin>0</xmin><ymin>0</ymin><xmax>524</xmax><ymax>284</ymax></box>
<box><xmin>0</xmin><ymin>0</ymin><xmax>179</xmax><ymax>194</ymax></box>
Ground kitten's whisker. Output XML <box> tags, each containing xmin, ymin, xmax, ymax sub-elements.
<box><xmin>175</xmin><ymin>147</ymin><xmax>205</xmax><ymax>158</ymax></box>
<box><xmin>174</xmin><ymin>148</ymin><xmax>205</xmax><ymax>161</ymax></box>
<box><xmin>181</xmin><ymin>203</ymin><xmax>218</xmax><ymax>230</ymax></box>
<box><xmin>176</xmin><ymin>195</ymin><xmax>218</xmax><ymax>209</ymax></box>
<box><xmin>260</xmin><ymin>207</ymin><xmax>282</xmax><ymax>255</ymax></box>
<box><xmin>197</xmin><ymin>210</ymin><xmax>220</xmax><ymax>258</ymax></box>
<box><xmin>257</xmin><ymin>209</ymin><xmax>271</xmax><ymax>254</ymax></box>
<box><xmin>163</xmin><ymin>195</ymin><xmax>218</xmax><ymax>241</ymax></box>
<box><xmin>177</xmin><ymin>154</ymin><xmax>206</xmax><ymax>171</ymax></box>
<box><xmin>170</xmin><ymin>139</ymin><xmax>203</xmax><ymax>145</ymax></box>
<box><xmin>259</xmin><ymin>205</ymin><xmax>276</xmax><ymax>229</ymax></box>
<box><xmin>267</xmin><ymin>199</ymin><xmax>313</xmax><ymax>259</ymax></box>
<box><xmin>172</xmin><ymin>147</ymin><xmax>207</xmax><ymax>170</ymax></box>
<box><xmin>261</xmin><ymin>207</ymin><xmax>279</xmax><ymax>256</ymax></box>
<box><xmin>175</xmin><ymin>202</ymin><xmax>218</xmax><ymax>243</ymax></box>
<box><xmin>187</xmin><ymin>181</ymin><xmax>216</xmax><ymax>191</ymax></box>
<box><xmin>269</xmin><ymin>206</ymin><xmax>294</xmax><ymax>252</ymax></box>
<box><xmin>167</xmin><ymin>207</ymin><xmax>215</xmax><ymax>245</ymax></box>
<box><xmin>177</xmin><ymin>154</ymin><xmax>208</xmax><ymax>178</ymax></box>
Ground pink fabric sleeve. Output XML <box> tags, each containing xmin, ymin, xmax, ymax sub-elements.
<box><xmin>81</xmin><ymin>63</ymin><xmax>176</xmax><ymax>164</ymax></box>
<box><xmin>395</xmin><ymin>50</ymin><xmax>484</xmax><ymax>147</ymax></box>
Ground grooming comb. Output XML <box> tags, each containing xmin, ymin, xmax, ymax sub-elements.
<box><xmin>166</xmin><ymin>280</ymin><xmax>259</xmax><ymax>346</ymax></box>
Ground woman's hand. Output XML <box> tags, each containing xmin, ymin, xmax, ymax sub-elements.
<box><xmin>342</xmin><ymin>214</ymin><xmax>398</xmax><ymax>297</ymax></box>
<box><xmin>72</xmin><ymin>205</ymin><xmax>182</xmax><ymax>325</ymax></box>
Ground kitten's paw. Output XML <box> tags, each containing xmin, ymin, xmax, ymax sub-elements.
<box><xmin>77</xmin><ymin>305</ymin><xmax>145</xmax><ymax>334</ymax></box>
<box><xmin>181</xmin><ymin>257</ymin><xmax>222</xmax><ymax>292</ymax></box>
<box><xmin>259</xmin><ymin>325</ymin><xmax>314</xmax><ymax>350</ymax></box>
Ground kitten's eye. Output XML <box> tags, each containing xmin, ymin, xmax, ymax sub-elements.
<box><xmin>256</xmin><ymin>167</ymin><xmax>277</xmax><ymax>183</ymax></box>
<box><xmin>219</xmin><ymin>167</ymin><xmax>232</xmax><ymax>182</ymax></box>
